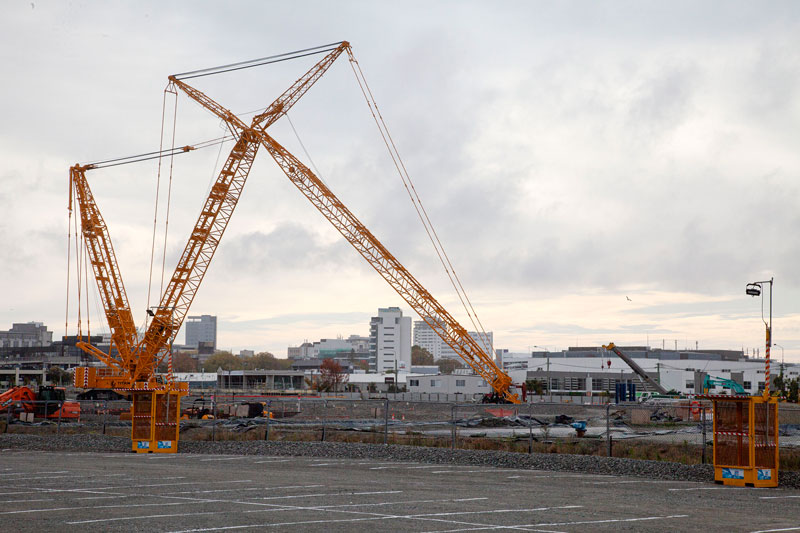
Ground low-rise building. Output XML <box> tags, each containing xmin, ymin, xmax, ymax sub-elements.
<box><xmin>0</xmin><ymin>322</ymin><xmax>53</xmax><ymax>348</ymax></box>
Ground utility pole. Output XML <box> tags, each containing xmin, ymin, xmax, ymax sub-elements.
<box><xmin>546</xmin><ymin>356</ymin><xmax>551</xmax><ymax>400</ymax></box>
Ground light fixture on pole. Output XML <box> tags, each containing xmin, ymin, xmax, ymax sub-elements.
<box><xmin>746</xmin><ymin>278</ymin><xmax>773</xmax><ymax>396</ymax></box>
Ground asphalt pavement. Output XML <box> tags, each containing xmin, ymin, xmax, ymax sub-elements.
<box><xmin>0</xmin><ymin>449</ymin><xmax>798</xmax><ymax>532</ymax></box>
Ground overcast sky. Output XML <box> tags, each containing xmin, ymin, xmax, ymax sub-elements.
<box><xmin>2</xmin><ymin>1</ymin><xmax>800</xmax><ymax>363</ymax></box>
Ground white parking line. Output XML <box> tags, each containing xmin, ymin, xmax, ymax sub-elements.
<box><xmin>431</xmin><ymin>470</ymin><xmax>489</xmax><ymax>474</ymax></box>
<box><xmin>251</xmin><ymin>490</ymin><xmax>402</xmax><ymax>501</ymax></box>
<box><xmin>0</xmin><ymin>471</ymin><xmax>70</xmax><ymax>476</ymax></box>
<box><xmin>669</xmin><ymin>487</ymin><xmax>728</xmax><ymax>491</ymax></box>
<box><xmin>409</xmin><ymin>505</ymin><xmax>582</xmax><ymax>518</ymax></box>
<box><xmin>759</xmin><ymin>495</ymin><xmax>800</xmax><ymax>500</ymax></box>
<box><xmin>200</xmin><ymin>457</ymin><xmax>251</xmax><ymax>462</ymax></box>
<box><xmin>526</xmin><ymin>514</ymin><xmax>690</xmax><ymax>528</ymax></box>
<box><xmin>67</xmin><ymin>510</ymin><xmax>227</xmax><ymax>525</ymax></box>
<box><xmin>750</xmin><ymin>528</ymin><xmax>800</xmax><ymax>533</ymax></box>
<box><xmin>166</xmin><ymin>485</ymin><xmax>324</xmax><ymax>495</ymax></box>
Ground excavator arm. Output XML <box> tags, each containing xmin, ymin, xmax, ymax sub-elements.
<box><xmin>603</xmin><ymin>342</ymin><xmax>668</xmax><ymax>395</ymax></box>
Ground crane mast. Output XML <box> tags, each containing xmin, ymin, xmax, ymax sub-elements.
<box><xmin>69</xmin><ymin>165</ymin><xmax>138</xmax><ymax>372</ymax></box>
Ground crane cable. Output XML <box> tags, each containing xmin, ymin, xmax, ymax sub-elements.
<box><xmin>286</xmin><ymin>114</ymin><xmax>328</xmax><ymax>188</ymax></box>
<box><xmin>160</xmin><ymin>91</ymin><xmax>179</xmax><ymax>298</ymax></box>
<box><xmin>73</xmin><ymin>188</ymin><xmax>83</xmax><ymax>340</ymax></box>
<box><xmin>158</xmin><ymin>90</ymin><xmax>179</xmax><ymax>381</ymax></box>
<box><xmin>346</xmin><ymin>53</ymin><xmax>495</xmax><ymax>356</ymax></box>
<box><xmin>84</xmin><ymin>229</ymin><xmax>91</xmax><ymax>340</ymax></box>
<box><xmin>171</xmin><ymin>42</ymin><xmax>343</xmax><ymax>80</ymax></box>
<box><xmin>145</xmin><ymin>88</ymin><xmax>171</xmax><ymax>329</ymax></box>
<box><xmin>65</xmin><ymin>180</ymin><xmax>73</xmax><ymax>341</ymax></box>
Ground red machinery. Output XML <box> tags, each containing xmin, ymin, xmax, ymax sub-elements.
<box><xmin>0</xmin><ymin>386</ymin><xmax>80</xmax><ymax>419</ymax></box>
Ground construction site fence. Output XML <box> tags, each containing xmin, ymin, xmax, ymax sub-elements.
<box><xmin>3</xmin><ymin>399</ymin><xmax>799</xmax><ymax>464</ymax></box>
<box><xmin>173</xmin><ymin>390</ymin><xmax>614</xmax><ymax>405</ymax></box>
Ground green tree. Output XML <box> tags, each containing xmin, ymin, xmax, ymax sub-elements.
<box><xmin>318</xmin><ymin>359</ymin><xmax>349</xmax><ymax>392</ymax></box>
<box><xmin>525</xmin><ymin>378</ymin><xmax>545</xmax><ymax>395</ymax></box>
<box><xmin>436</xmin><ymin>358</ymin><xmax>464</xmax><ymax>374</ymax></box>
<box><xmin>204</xmin><ymin>350</ymin><xmax>243</xmax><ymax>371</ymax></box>
<box><xmin>173</xmin><ymin>352</ymin><xmax>199</xmax><ymax>373</ymax></box>
<box><xmin>47</xmin><ymin>366</ymin><xmax>70</xmax><ymax>386</ymax></box>
<box><xmin>243</xmin><ymin>352</ymin><xmax>292</xmax><ymax>370</ymax></box>
<box><xmin>789</xmin><ymin>378</ymin><xmax>799</xmax><ymax>403</ymax></box>
<box><xmin>411</xmin><ymin>345</ymin><xmax>434</xmax><ymax>366</ymax></box>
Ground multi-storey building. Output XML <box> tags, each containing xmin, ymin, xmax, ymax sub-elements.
<box><xmin>287</xmin><ymin>335</ymin><xmax>370</xmax><ymax>360</ymax></box>
<box><xmin>0</xmin><ymin>322</ymin><xmax>53</xmax><ymax>348</ymax></box>
<box><xmin>369</xmin><ymin>307</ymin><xmax>411</xmax><ymax>373</ymax></box>
<box><xmin>185</xmin><ymin>315</ymin><xmax>217</xmax><ymax>349</ymax></box>
<box><xmin>413</xmin><ymin>319</ymin><xmax>493</xmax><ymax>361</ymax></box>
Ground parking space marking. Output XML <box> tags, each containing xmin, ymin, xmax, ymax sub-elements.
<box><xmin>164</xmin><ymin>502</ymin><xmax>584</xmax><ymax>532</ymax></box>
<box><xmin>751</xmin><ymin>528</ymin><xmax>800</xmax><ymax>533</ymax></box>
<box><xmin>200</xmin><ymin>457</ymin><xmax>251</xmax><ymax>462</ymax></box>
<box><xmin>523</xmin><ymin>514</ymin><xmax>690</xmax><ymax>528</ymax></box>
<box><xmin>165</xmin><ymin>484</ymin><xmax>324</xmax><ymax>495</ymax></box>
<box><xmin>67</xmin><ymin>510</ymin><xmax>228</xmax><ymax>525</ymax></box>
<box><xmin>408</xmin><ymin>505</ymin><xmax>582</xmax><ymax>519</ymax></box>
<box><xmin>0</xmin><ymin>470</ymin><xmax>70</xmax><ymax>476</ymax></box>
<box><xmin>431</xmin><ymin>470</ymin><xmax>491</xmax><ymax>474</ymax></box>
<box><xmin>251</xmin><ymin>490</ymin><xmax>403</xmax><ymax>501</ymax></box>
<box><xmin>669</xmin><ymin>487</ymin><xmax>728</xmax><ymax>491</ymax></box>
<box><xmin>759</xmin><ymin>495</ymin><xmax>800</xmax><ymax>499</ymax></box>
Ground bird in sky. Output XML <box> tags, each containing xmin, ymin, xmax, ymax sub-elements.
<box><xmin>626</xmin><ymin>296</ymin><xmax>632</xmax><ymax>301</ymax></box>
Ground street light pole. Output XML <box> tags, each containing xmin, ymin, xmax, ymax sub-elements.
<box><xmin>746</xmin><ymin>277</ymin><xmax>773</xmax><ymax>396</ymax></box>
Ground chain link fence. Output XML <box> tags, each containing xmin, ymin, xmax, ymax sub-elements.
<box><xmin>3</xmin><ymin>397</ymin><xmax>799</xmax><ymax>467</ymax></box>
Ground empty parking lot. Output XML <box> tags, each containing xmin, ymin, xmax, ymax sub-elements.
<box><xmin>1</xmin><ymin>450</ymin><xmax>799</xmax><ymax>532</ymax></box>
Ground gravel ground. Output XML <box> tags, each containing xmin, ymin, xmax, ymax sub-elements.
<box><xmin>2</xmin><ymin>433</ymin><xmax>798</xmax><ymax>488</ymax></box>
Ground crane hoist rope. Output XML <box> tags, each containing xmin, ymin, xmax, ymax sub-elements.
<box><xmin>147</xmin><ymin>87</ymin><xmax>174</xmax><ymax>329</ymax></box>
<box><xmin>345</xmin><ymin>52</ymin><xmax>494</xmax><ymax>357</ymax></box>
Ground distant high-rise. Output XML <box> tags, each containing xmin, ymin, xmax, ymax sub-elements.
<box><xmin>369</xmin><ymin>307</ymin><xmax>411</xmax><ymax>373</ymax></box>
<box><xmin>413</xmin><ymin>318</ymin><xmax>445</xmax><ymax>359</ymax></box>
<box><xmin>185</xmin><ymin>315</ymin><xmax>217</xmax><ymax>350</ymax></box>
<box><xmin>413</xmin><ymin>319</ymin><xmax>492</xmax><ymax>361</ymax></box>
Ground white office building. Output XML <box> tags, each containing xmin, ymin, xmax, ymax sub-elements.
<box><xmin>369</xmin><ymin>307</ymin><xmax>411</xmax><ymax>373</ymax></box>
<box><xmin>413</xmin><ymin>319</ymin><xmax>493</xmax><ymax>361</ymax></box>
<box><xmin>185</xmin><ymin>315</ymin><xmax>217</xmax><ymax>349</ymax></box>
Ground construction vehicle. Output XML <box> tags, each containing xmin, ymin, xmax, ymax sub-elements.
<box><xmin>702</xmin><ymin>375</ymin><xmax>747</xmax><ymax>395</ymax></box>
<box><xmin>180</xmin><ymin>397</ymin><xmax>213</xmax><ymax>420</ymax></box>
<box><xmin>0</xmin><ymin>385</ymin><xmax>81</xmax><ymax>419</ymax></box>
<box><xmin>603</xmin><ymin>343</ymin><xmax>669</xmax><ymax>396</ymax></box>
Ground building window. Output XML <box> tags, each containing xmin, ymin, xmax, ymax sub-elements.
<box><xmin>743</xmin><ymin>381</ymin><xmax>752</xmax><ymax>390</ymax></box>
<box><xmin>430</xmin><ymin>379</ymin><xmax>441</xmax><ymax>387</ymax></box>
<box><xmin>456</xmin><ymin>379</ymin><xmax>465</xmax><ymax>387</ymax></box>
<box><xmin>685</xmin><ymin>381</ymin><xmax>694</xmax><ymax>389</ymax></box>
<box><xmin>409</xmin><ymin>379</ymin><xmax>419</xmax><ymax>387</ymax></box>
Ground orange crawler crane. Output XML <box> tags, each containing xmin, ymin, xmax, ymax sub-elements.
<box><xmin>71</xmin><ymin>42</ymin><xmax>519</xmax><ymax>453</ymax></box>
<box><xmin>70</xmin><ymin>43</ymin><xmax>354</xmax><ymax>452</ymax></box>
